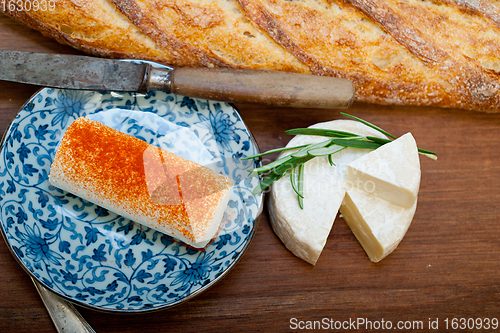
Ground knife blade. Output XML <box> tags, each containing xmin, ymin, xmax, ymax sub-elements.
<box><xmin>0</xmin><ymin>50</ymin><xmax>355</xmax><ymax>109</ymax></box>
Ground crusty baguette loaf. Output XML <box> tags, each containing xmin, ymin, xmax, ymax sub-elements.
<box><xmin>2</xmin><ymin>0</ymin><xmax>500</xmax><ymax>111</ymax></box>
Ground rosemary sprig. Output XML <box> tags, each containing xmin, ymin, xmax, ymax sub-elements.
<box><xmin>243</xmin><ymin>113</ymin><xmax>437</xmax><ymax>203</ymax></box>
<box><xmin>340</xmin><ymin>112</ymin><xmax>397</xmax><ymax>139</ymax></box>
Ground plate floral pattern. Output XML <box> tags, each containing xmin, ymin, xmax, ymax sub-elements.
<box><xmin>0</xmin><ymin>88</ymin><xmax>263</xmax><ymax>312</ymax></box>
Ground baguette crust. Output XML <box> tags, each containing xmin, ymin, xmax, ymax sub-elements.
<box><xmin>110</xmin><ymin>0</ymin><xmax>228</xmax><ymax>67</ymax></box>
<box><xmin>111</xmin><ymin>0</ymin><xmax>310</xmax><ymax>71</ymax></box>
<box><xmin>346</xmin><ymin>0</ymin><xmax>500</xmax><ymax>109</ymax></box>
<box><xmin>238</xmin><ymin>0</ymin><xmax>500</xmax><ymax>109</ymax></box>
<box><xmin>2</xmin><ymin>0</ymin><xmax>199</xmax><ymax>65</ymax></box>
<box><xmin>3</xmin><ymin>0</ymin><xmax>500</xmax><ymax>111</ymax></box>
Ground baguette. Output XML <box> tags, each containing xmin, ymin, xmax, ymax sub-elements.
<box><xmin>2</xmin><ymin>0</ymin><xmax>500</xmax><ymax>111</ymax></box>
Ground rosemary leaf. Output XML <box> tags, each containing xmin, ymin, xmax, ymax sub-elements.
<box><xmin>248</xmin><ymin>155</ymin><xmax>293</xmax><ymax>174</ymax></box>
<box><xmin>329</xmin><ymin>138</ymin><xmax>382</xmax><ymax>150</ymax></box>
<box><xmin>291</xmin><ymin>147</ymin><xmax>312</xmax><ymax>158</ymax></box>
<box><xmin>328</xmin><ymin>154</ymin><xmax>335</xmax><ymax>166</ymax></box>
<box><xmin>241</xmin><ymin>144</ymin><xmax>310</xmax><ymax>160</ymax></box>
<box><xmin>252</xmin><ymin>154</ymin><xmax>314</xmax><ymax>195</ymax></box>
<box><xmin>341</xmin><ymin>112</ymin><xmax>397</xmax><ymax>139</ymax></box>
<box><xmin>290</xmin><ymin>166</ymin><xmax>304</xmax><ymax>198</ymax></box>
<box><xmin>366</xmin><ymin>136</ymin><xmax>392</xmax><ymax>145</ymax></box>
<box><xmin>285</xmin><ymin>128</ymin><xmax>359</xmax><ymax>138</ymax></box>
<box><xmin>252</xmin><ymin>171</ymin><xmax>282</xmax><ymax>195</ymax></box>
<box><xmin>420</xmin><ymin>152</ymin><xmax>438</xmax><ymax>160</ymax></box>
<box><xmin>308</xmin><ymin>145</ymin><xmax>346</xmax><ymax>157</ymax></box>
<box><xmin>272</xmin><ymin>155</ymin><xmax>315</xmax><ymax>176</ymax></box>
<box><xmin>417</xmin><ymin>147</ymin><xmax>437</xmax><ymax>156</ymax></box>
<box><xmin>297</xmin><ymin>163</ymin><xmax>304</xmax><ymax>209</ymax></box>
<box><xmin>367</xmin><ymin>136</ymin><xmax>437</xmax><ymax>157</ymax></box>
<box><xmin>291</xmin><ymin>139</ymin><xmax>331</xmax><ymax>158</ymax></box>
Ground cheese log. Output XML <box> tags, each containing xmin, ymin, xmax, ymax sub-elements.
<box><xmin>340</xmin><ymin>134</ymin><xmax>421</xmax><ymax>262</ymax></box>
<box><xmin>49</xmin><ymin>117</ymin><xmax>233</xmax><ymax>248</ymax></box>
<box><xmin>345</xmin><ymin>133</ymin><xmax>421</xmax><ymax>208</ymax></box>
<box><xmin>268</xmin><ymin>120</ymin><xmax>388</xmax><ymax>265</ymax></box>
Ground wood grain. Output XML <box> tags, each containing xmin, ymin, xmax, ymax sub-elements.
<box><xmin>1</xmin><ymin>12</ymin><xmax>500</xmax><ymax>333</ymax></box>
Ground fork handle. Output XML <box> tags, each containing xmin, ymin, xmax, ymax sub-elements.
<box><xmin>31</xmin><ymin>277</ymin><xmax>96</xmax><ymax>333</ymax></box>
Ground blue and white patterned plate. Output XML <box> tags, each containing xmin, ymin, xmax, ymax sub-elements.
<box><xmin>0</xmin><ymin>87</ymin><xmax>263</xmax><ymax>312</ymax></box>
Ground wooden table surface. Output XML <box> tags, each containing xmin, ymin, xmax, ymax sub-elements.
<box><xmin>1</xmin><ymin>13</ymin><xmax>500</xmax><ymax>333</ymax></box>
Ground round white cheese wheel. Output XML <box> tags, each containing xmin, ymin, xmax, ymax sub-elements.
<box><xmin>268</xmin><ymin>120</ymin><xmax>388</xmax><ymax>265</ymax></box>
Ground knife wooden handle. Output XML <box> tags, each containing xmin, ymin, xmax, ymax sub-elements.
<box><xmin>163</xmin><ymin>67</ymin><xmax>355</xmax><ymax>109</ymax></box>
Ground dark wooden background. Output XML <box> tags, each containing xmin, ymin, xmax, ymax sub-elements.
<box><xmin>1</xmin><ymin>13</ymin><xmax>499</xmax><ymax>333</ymax></box>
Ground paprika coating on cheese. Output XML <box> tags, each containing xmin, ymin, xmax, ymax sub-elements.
<box><xmin>49</xmin><ymin>117</ymin><xmax>233</xmax><ymax>247</ymax></box>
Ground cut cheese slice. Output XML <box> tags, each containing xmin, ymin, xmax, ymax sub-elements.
<box><xmin>49</xmin><ymin>117</ymin><xmax>233</xmax><ymax>248</ymax></box>
<box><xmin>345</xmin><ymin>133</ymin><xmax>421</xmax><ymax>208</ymax></box>
<box><xmin>340</xmin><ymin>133</ymin><xmax>421</xmax><ymax>262</ymax></box>
<box><xmin>340</xmin><ymin>187</ymin><xmax>417</xmax><ymax>262</ymax></box>
<box><xmin>268</xmin><ymin>120</ymin><xmax>388</xmax><ymax>265</ymax></box>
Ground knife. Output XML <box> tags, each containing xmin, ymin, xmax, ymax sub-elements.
<box><xmin>0</xmin><ymin>50</ymin><xmax>354</xmax><ymax>109</ymax></box>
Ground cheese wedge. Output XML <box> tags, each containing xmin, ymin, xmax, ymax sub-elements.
<box><xmin>340</xmin><ymin>134</ymin><xmax>421</xmax><ymax>262</ymax></box>
<box><xmin>268</xmin><ymin>120</ymin><xmax>388</xmax><ymax>265</ymax></box>
<box><xmin>340</xmin><ymin>187</ymin><xmax>417</xmax><ymax>262</ymax></box>
<box><xmin>49</xmin><ymin>117</ymin><xmax>233</xmax><ymax>248</ymax></box>
<box><xmin>345</xmin><ymin>133</ymin><xmax>421</xmax><ymax>208</ymax></box>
